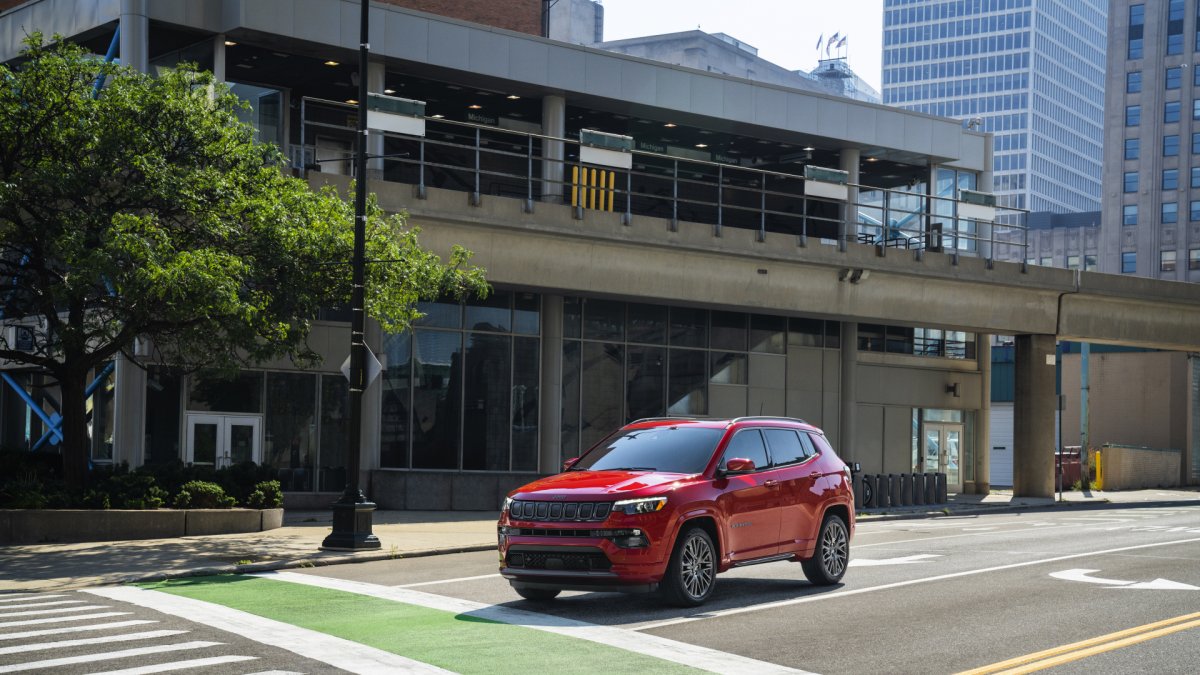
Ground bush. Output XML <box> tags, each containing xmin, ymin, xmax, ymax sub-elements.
<box><xmin>246</xmin><ymin>480</ymin><xmax>283</xmax><ymax>509</ymax></box>
<box><xmin>0</xmin><ymin>471</ymin><xmax>48</xmax><ymax>509</ymax></box>
<box><xmin>173</xmin><ymin>480</ymin><xmax>236</xmax><ymax>509</ymax></box>
<box><xmin>90</xmin><ymin>467</ymin><xmax>170</xmax><ymax>509</ymax></box>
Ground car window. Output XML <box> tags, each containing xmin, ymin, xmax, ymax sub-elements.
<box><xmin>573</xmin><ymin>426</ymin><xmax>724</xmax><ymax>474</ymax></box>
<box><xmin>721</xmin><ymin>429</ymin><xmax>769</xmax><ymax>470</ymax></box>
<box><xmin>763</xmin><ymin>428</ymin><xmax>806</xmax><ymax>466</ymax></box>
<box><xmin>804</xmin><ymin>432</ymin><xmax>828</xmax><ymax>457</ymax></box>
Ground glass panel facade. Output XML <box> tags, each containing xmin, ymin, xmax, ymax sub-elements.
<box><xmin>144</xmin><ymin>367</ymin><xmax>182</xmax><ymax>465</ymax></box>
<box><xmin>318</xmin><ymin>375</ymin><xmax>348</xmax><ymax>491</ymax></box>
<box><xmin>188</xmin><ymin>372</ymin><xmax>263</xmax><ymax>413</ymax></box>
<box><xmin>264</xmin><ymin>372</ymin><xmax>316</xmax><ymax>491</ymax></box>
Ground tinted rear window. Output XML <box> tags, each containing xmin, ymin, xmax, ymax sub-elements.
<box><xmin>573</xmin><ymin>427</ymin><xmax>724</xmax><ymax>474</ymax></box>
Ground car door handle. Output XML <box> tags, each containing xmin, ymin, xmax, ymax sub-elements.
<box><xmin>809</xmin><ymin>471</ymin><xmax>821</xmax><ymax>479</ymax></box>
<box><xmin>764</xmin><ymin>479</ymin><xmax>779</xmax><ymax>488</ymax></box>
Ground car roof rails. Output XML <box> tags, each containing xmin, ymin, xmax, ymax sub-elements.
<box><xmin>628</xmin><ymin>416</ymin><xmax>711</xmax><ymax>424</ymax></box>
<box><xmin>729</xmin><ymin>416</ymin><xmax>810</xmax><ymax>425</ymax></box>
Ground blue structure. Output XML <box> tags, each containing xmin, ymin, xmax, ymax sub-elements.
<box><xmin>882</xmin><ymin>0</ymin><xmax>1107</xmax><ymax>214</ymax></box>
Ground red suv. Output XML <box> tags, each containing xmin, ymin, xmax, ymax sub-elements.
<box><xmin>498</xmin><ymin>416</ymin><xmax>854</xmax><ymax>606</ymax></box>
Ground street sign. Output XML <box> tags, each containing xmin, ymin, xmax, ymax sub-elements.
<box><xmin>340</xmin><ymin>349</ymin><xmax>384</xmax><ymax>388</ymax></box>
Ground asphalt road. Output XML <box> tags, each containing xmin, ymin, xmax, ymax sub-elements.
<box><xmin>299</xmin><ymin>502</ymin><xmax>1200</xmax><ymax>674</ymax></box>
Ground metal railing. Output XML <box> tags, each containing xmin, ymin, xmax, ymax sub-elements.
<box><xmin>297</xmin><ymin>97</ymin><xmax>1030</xmax><ymax>265</ymax></box>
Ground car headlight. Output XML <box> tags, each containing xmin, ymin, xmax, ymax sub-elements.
<box><xmin>613</xmin><ymin>496</ymin><xmax>667</xmax><ymax>515</ymax></box>
<box><xmin>502</xmin><ymin>496</ymin><xmax>513</xmax><ymax>513</ymax></box>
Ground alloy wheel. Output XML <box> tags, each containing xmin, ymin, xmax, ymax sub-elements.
<box><xmin>821</xmin><ymin>519</ymin><xmax>849</xmax><ymax>578</ymax></box>
<box><xmin>680</xmin><ymin>534</ymin><xmax>715</xmax><ymax>599</ymax></box>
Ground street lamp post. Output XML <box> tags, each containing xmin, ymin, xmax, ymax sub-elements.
<box><xmin>321</xmin><ymin>0</ymin><xmax>380</xmax><ymax>551</ymax></box>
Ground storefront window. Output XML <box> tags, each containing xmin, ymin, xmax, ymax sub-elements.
<box><xmin>318</xmin><ymin>374</ymin><xmax>348</xmax><ymax>491</ymax></box>
<box><xmin>264</xmin><ymin>372</ymin><xmax>316</xmax><ymax>491</ymax></box>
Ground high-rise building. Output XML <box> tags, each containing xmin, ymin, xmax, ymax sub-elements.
<box><xmin>882</xmin><ymin>0</ymin><xmax>1107</xmax><ymax>214</ymax></box>
<box><xmin>1102</xmin><ymin>0</ymin><xmax>1200</xmax><ymax>281</ymax></box>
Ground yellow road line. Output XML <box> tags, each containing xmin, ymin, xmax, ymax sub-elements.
<box><xmin>958</xmin><ymin>611</ymin><xmax>1200</xmax><ymax>675</ymax></box>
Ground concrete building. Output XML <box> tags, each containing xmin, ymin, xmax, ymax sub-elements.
<box><xmin>882</xmin><ymin>0</ymin><xmax>1107</xmax><ymax>214</ymax></box>
<box><xmin>997</xmin><ymin>210</ymin><xmax>1102</xmax><ymax>269</ymax></box>
<box><xmin>2</xmin><ymin>0</ymin><xmax>1200</xmax><ymax>511</ymax></box>
<box><xmin>547</xmin><ymin>0</ymin><xmax>603</xmax><ymax>45</ymax></box>
<box><xmin>1102</xmin><ymin>0</ymin><xmax>1200</xmax><ymax>281</ymax></box>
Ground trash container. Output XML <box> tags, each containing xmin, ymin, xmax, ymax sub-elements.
<box><xmin>852</xmin><ymin>471</ymin><xmax>863</xmax><ymax>510</ymax></box>
<box><xmin>875</xmin><ymin>474</ymin><xmax>890</xmax><ymax>508</ymax></box>
<box><xmin>925</xmin><ymin>472</ymin><xmax>937</xmax><ymax>504</ymax></box>
<box><xmin>860</xmin><ymin>473</ymin><xmax>875</xmax><ymax>508</ymax></box>
<box><xmin>889</xmin><ymin>474</ymin><xmax>902</xmax><ymax>507</ymax></box>
<box><xmin>900</xmin><ymin>472</ymin><xmax>912</xmax><ymax>506</ymax></box>
<box><xmin>911</xmin><ymin>473</ymin><xmax>924</xmax><ymax>505</ymax></box>
<box><xmin>936</xmin><ymin>472</ymin><xmax>948</xmax><ymax>503</ymax></box>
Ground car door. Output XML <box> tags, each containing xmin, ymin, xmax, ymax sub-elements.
<box><xmin>764</xmin><ymin>428</ymin><xmax>824</xmax><ymax>553</ymax></box>
<box><xmin>716</xmin><ymin>429</ymin><xmax>782</xmax><ymax>561</ymax></box>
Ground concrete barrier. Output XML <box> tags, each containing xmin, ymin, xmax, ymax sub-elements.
<box><xmin>0</xmin><ymin>508</ymin><xmax>284</xmax><ymax>544</ymax></box>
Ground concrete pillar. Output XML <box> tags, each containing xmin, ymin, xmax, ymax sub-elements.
<box><xmin>113</xmin><ymin>354</ymin><xmax>146</xmax><ymax>468</ymax></box>
<box><xmin>1013</xmin><ymin>334</ymin><xmax>1056</xmax><ymax>498</ymax></box>
<box><xmin>975</xmin><ymin>334</ymin><xmax>992</xmax><ymax>494</ymax></box>
<box><xmin>839</xmin><ymin>321</ymin><xmax>858</xmax><ymax>460</ymax></box>
<box><xmin>119</xmin><ymin>0</ymin><xmax>149</xmax><ymax>74</ymax></box>
<box><xmin>541</xmin><ymin>95</ymin><xmax>566</xmax><ymax>203</ymax></box>
<box><xmin>979</xmin><ymin>133</ymin><xmax>995</xmax><ymax>261</ymax></box>
<box><xmin>212</xmin><ymin>35</ymin><xmax>226</xmax><ymax>82</ymax></box>
<box><xmin>366</xmin><ymin>60</ymin><xmax>386</xmax><ymax>179</ymax></box>
<box><xmin>839</xmin><ymin>149</ymin><xmax>861</xmax><ymax>251</ymax></box>
<box><xmin>538</xmin><ymin>295</ymin><xmax>564</xmax><ymax>474</ymax></box>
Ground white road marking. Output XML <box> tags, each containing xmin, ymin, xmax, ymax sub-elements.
<box><xmin>0</xmin><ymin>620</ymin><xmax>157</xmax><ymax>642</ymax></box>
<box><xmin>961</xmin><ymin>527</ymin><xmax>997</xmax><ymax>531</ymax></box>
<box><xmin>0</xmin><ymin>605</ymin><xmax>110</xmax><ymax>618</ymax></box>
<box><xmin>0</xmin><ymin>611</ymin><xmax>130</xmax><ymax>629</ymax></box>
<box><xmin>0</xmin><ymin>600</ymin><xmax>88</xmax><ymax>610</ymax></box>
<box><xmin>1050</xmin><ymin>568</ymin><xmax>1200</xmax><ymax>591</ymax></box>
<box><xmin>0</xmin><ymin>629</ymin><xmax>189</xmax><ymax>656</ymax></box>
<box><xmin>83</xmin><ymin>586</ymin><xmax>451</xmax><ymax>674</ymax></box>
<box><xmin>848</xmin><ymin>554</ymin><xmax>941</xmax><ymax>567</ymax></box>
<box><xmin>633</xmin><ymin>536</ymin><xmax>1200</xmax><ymax>631</ymax></box>
<box><xmin>855</xmin><ymin>522</ymin><xmax>1080</xmax><ymax>548</ymax></box>
<box><xmin>0</xmin><ymin>595</ymin><xmax>64</xmax><ymax>604</ymax></box>
<box><xmin>241</xmin><ymin>671</ymin><xmax>306</xmax><ymax>675</ymax></box>
<box><xmin>0</xmin><ymin>640</ymin><xmax>221</xmax><ymax>673</ymax></box>
<box><xmin>84</xmin><ymin>655</ymin><xmax>259</xmax><ymax>674</ymax></box>
<box><xmin>262</xmin><ymin>570</ymin><xmax>813</xmax><ymax>675</ymax></box>
<box><xmin>396</xmin><ymin>573</ymin><xmax>501</xmax><ymax>588</ymax></box>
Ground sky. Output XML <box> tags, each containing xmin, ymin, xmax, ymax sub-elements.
<box><xmin>598</xmin><ymin>0</ymin><xmax>885</xmax><ymax>93</ymax></box>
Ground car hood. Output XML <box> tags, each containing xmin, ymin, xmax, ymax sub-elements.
<box><xmin>512</xmin><ymin>470</ymin><xmax>691</xmax><ymax>498</ymax></box>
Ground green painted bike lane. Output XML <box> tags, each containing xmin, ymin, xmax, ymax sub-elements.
<box><xmin>141</xmin><ymin>575</ymin><xmax>706</xmax><ymax>675</ymax></box>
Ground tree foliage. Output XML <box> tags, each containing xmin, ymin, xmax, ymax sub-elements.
<box><xmin>0</xmin><ymin>35</ymin><xmax>487</xmax><ymax>487</ymax></box>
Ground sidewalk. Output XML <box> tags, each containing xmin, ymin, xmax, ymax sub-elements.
<box><xmin>2</xmin><ymin>488</ymin><xmax>1198</xmax><ymax>592</ymax></box>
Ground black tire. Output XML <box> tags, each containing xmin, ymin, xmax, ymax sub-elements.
<box><xmin>513</xmin><ymin>585</ymin><xmax>560</xmax><ymax>602</ymax></box>
<box><xmin>659</xmin><ymin>527</ymin><xmax>717</xmax><ymax>607</ymax></box>
<box><xmin>802</xmin><ymin>514</ymin><xmax>849</xmax><ymax>585</ymax></box>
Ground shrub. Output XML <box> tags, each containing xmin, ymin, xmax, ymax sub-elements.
<box><xmin>92</xmin><ymin>469</ymin><xmax>170</xmax><ymax>509</ymax></box>
<box><xmin>246</xmin><ymin>480</ymin><xmax>283</xmax><ymax>509</ymax></box>
<box><xmin>173</xmin><ymin>480</ymin><xmax>236</xmax><ymax>509</ymax></box>
<box><xmin>0</xmin><ymin>471</ymin><xmax>48</xmax><ymax>509</ymax></box>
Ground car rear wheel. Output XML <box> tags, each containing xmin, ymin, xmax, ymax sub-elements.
<box><xmin>802</xmin><ymin>514</ymin><xmax>849</xmax><ymax>585</ymax></box>
<box><xmin>513</xmin><ymin>585</ymin><xmax>560</xmax><ymax>602</ymax></box>
<box><xmin>659</xmin><ymin>527</ymin><xmax>716</xmax><ymax>607</ymax></box>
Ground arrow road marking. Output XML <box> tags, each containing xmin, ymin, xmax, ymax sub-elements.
<box><xmin>1050</xmin><ymin>568</ymin><xmax>1200</xmax><ymax>590</ymax></box>
<box><xmin>848</xmin><ymin>554</ymin><xmax>941</xmax><ymax>567</ymax></box>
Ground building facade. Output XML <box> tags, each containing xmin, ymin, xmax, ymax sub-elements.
<box><xmin>1102</xmin><ymin>0</ymin><xmax>1200</xmax><ymax>281</ymax></box>
<box><xmin>2</xmin><ymin>0</ymin><xmax>1199</xmax><ymax>510</ymax></box>
<box><xmin>882</xmin><ymin>0</ymin><xmax>1107</xmax><ymax>214</ymax></box>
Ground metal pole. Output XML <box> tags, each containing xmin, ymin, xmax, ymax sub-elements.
<box><xmin>1080</xmin><ymin>342</ymin><xmax>1090</xmax><ymax>490</ymax></box>
<box><xmin>322</xmin><ymin>0</ymin><xmax>379</xmax><ymax>551</ymax></box>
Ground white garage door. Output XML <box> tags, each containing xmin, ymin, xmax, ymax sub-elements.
<box><xmin>989</xmin><ymin>403</ymin><xmax>1013</xmax><ymax>487</ymax></box>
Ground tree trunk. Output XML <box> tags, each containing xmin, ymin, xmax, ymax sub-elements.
<box><xmin>59</xmin><ymin>372</ymin><xmax>91</xmax><ymax>491</ymax></box>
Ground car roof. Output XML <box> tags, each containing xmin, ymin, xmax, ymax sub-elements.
<box><xmin>625</xmin><ymin>416</ymin><xmax>822</xmax><ymax>433</ymax></box>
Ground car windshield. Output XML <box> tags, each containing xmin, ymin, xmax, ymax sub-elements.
<box><xmin>571</xmin><ymin>426</ymin><xmax>724</xmax><ymax>474</ymax></box>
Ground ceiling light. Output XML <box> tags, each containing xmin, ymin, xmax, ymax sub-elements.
<box><xmin>506</xmin><ymin>94</ymin><xmax>520</xmax><ymax>100</ymax></box>
<box><xmin>224</xmin><ymin>40</ymin><xmax>237</xmax><ymax>47</ymax></box>
<box><xmin>803</xmin><ymin>146</ymin><xmax>816</xmax><ymax>151</ymax></box>
<box><xmin>431</xmin><ymin>114</ymin><xmax>445</xmax><ymax>119</ymax></box>
<box><xmin>664</xmin><ymin>122</ymin><xmax>677</xmax><ymax>128</ymax></box>
<box><xmin>866</xmin><ymin>157</ymin><xmax>879</xmax><ymax>162</ymax></box>
<box><xmin>383</xmin><ymin>88</ymin><xmax>396</xmax><ymax>94</ymax></box>
<box><xmin>468</xmin><ymin>104</ymin><xmax>483</xmax><ymax>110</ymax></box>
<box><xmin>324</xmin><ymin>60</ymin><xmax>339</xmax><ymax>66</ymax></box>
<box><xmin>346</xmin><ymin>99</ymin><xmax>358</xmax><ymax>105</ymax></box>
<box><xmin>695</xmin><ymin>143</ymin><xmax>708</xmax><ymax>148</ymax></box>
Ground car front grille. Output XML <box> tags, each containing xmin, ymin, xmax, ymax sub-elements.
<box><xmin>506</xmin><ymin>549</ymin><xmax>612</xmax><ymax>572</ymax></box>
<box><xmin>509</xmin><ymin>500</ymin><xmax>613</xmax><ymax>522</ymax></box>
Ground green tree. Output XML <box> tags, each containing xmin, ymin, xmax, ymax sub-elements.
<box><xmin>0</xmin><ymin>36</ymin><xmax>486</xmax><ymax>489</ymax></box>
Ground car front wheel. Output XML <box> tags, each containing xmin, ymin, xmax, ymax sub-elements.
<box><xmin>659</xmin><ymin>527</ymin><xmax>716</xmax><ymax>607</ymax></box>
<box><xmin>802</xmin><ymin>514</ymin><xmax>849</xmax><ymax>585</ymax></box>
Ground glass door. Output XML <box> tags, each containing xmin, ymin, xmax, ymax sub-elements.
<box><xmin>186</xmin><ymin>414</ymin><xmax>262</xmax><ymax>468</ymax></box>
<box><xmin>922</xmin><ymin>423</ymin><xmax>963</xmax><ymax>493</ymax></box>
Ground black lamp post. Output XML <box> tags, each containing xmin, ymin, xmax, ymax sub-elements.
<box><xmin>321</xmin><ymin>0</ymin><xmax>380</xmax><ymax>551</ymax></box>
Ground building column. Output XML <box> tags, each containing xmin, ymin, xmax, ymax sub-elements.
<box><xmin>212</xmin><ymin>34</ymin><xmax>226</xmax><ymax>82</ymax></box>
<box><xmin>1013</xmin><ymin>333</ymin><xmax>1056</xmax><ymax>498</ymax></box>
<box><xmin>119</xmin><ymin>0</ymin><xmax>149</xmax><ymax>74</ymax></box>
<box><xmin>541</xmin><ymin>95</ymin><xmax>566</xmax><ymax>203</ymax></box>
<box><xmin>839</xmin><ymin>321</ymin><xmax>858</xmax><ymax>461</ymax></box>
<box><xmin>839</xmin><ymin>148</ymin><xmax>861</xmax><ymax>251</ymax></box>
<box><xmin>979</xmin><ymin>133</ymin><xmax>995</xmax><ymax>261</ymax></box>
<box><xmin>975</xmin><ymin>334</ymin><xmax>992</xmax><ymax>494</ymax></box>
<box><xmin>366</xmin><ymin>60</ymin><xmax>386</xmax><ymax>179</ymax></box>
<box><xmin>112</xmin><ymin>353</ymin><xmax>146</xmax><ymax>468</ymax></box>
<box><xmin>538</xmin><ymin>295</ymin><xmax>564</xmax><ymax>474</ymax></box>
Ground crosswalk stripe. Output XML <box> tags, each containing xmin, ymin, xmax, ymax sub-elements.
<box><xmin>0</xmin><ymin>629</ymin><xmax>188</xmax><ymax>656</ymax></box>
<box><xmin>0</xmin><ymin>600</ymin><xmax>88</xmax><ymax>611</ymax></box>
<box><xmin>0</xmin><ymin>640</ymin><xmax>221</xmax><ymax>673</ymax></box>
<box><xmin>241</xmin><ymin>671</ymin><xmax>305</xmax><ymax>675</ymax></box>
<box><xmin>0</xmin><ymin>596</ymin><xmax>63</xmax><ymax>604</ymax></box>
<box><xmin>84</xmin><ymin>654</ymin><xmax>259</xmax><ymax>675</ymax></box>
<box><xmin>0</xmin><ymin>612</ymin><xmax>131</xmax><ymax>629</ymax></box>
<box><xmin>0</xmin><ymin>620</ymin><xmax>157</xmax><ymax>641</ymax></box>
<box><xmin>0</xmin><ymin>605</ymin><xmax>111</xmax><ymax>618</ymax></box>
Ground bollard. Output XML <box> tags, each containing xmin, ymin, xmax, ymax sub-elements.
<box><xmin>925</xmin><ymin>472</ymin><xmax>937</xmax><ymax>504</ymax></box>
<box><xmin>860</xmin><ymin>474</ymin><xmax>875</xmax><ymax>508</ymax></box>
<box><xmin>875</xmin><ymin>474</ymin><xmax>890</xmax><ymax>508</ymax></box>
<box><xmin>936</xmin><ymin>472</ymin><xmax>948</xmax><ymax>503</ymax></box>
<box><xmin>900</xmin><ymin>472</ymin><xmax>912</xmax><ymax>506</ymax></box>
<box><xmin>911</xmin><ymin>473</ymin><xmax>924</xmax><ymax>506</ymax></box>
<box><xmin>889</xmin><ymin>474</ymin><xmax>902</xmax><ymax>507</ymax></box>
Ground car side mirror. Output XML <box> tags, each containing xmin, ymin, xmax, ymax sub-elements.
<box><xmin>723</xmin><ymin>457</ymin><xmax>756</xmax><ymax>474</ymax></box>
<box><xmin>562</xmin><ymin>457</ymin><xmax>580</xmax><ymax>471</ymax></box>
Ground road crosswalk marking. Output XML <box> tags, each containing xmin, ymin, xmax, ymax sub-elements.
<box><xmin>0</xmin><ymin>629</ymin><xmax>188</xmax><ymax>656</ymax></box>
<box><xmin>0</xmin><ymin>604</ymin><xmax>111</xmax><ymax>618</ymax></box>
<box><xmin>0</xmin><ymin>600</ymin><xmax>88</xmax><ymax>611</ymax></box>
<box><xmin>0</xmin><ymin>640</ymin><xmax>222</xmax><ymax>673</ymax></box>
<box><xmin>0</xmin><ymin>619</ymin><xmax>157</xmax><ymax>642</ymax></box>
<box><xmin>0</xmin><ymin>596</ymin><xmax>65</xmax><ymax>604</ymax></box>
<box><xmin>0</xmin><ymin>611</ymin><xmax>131</xmax><ymax>629</ymax></box>
<box><xmin>84</xmin><ymin>654</ymin><xmax>259</xmax><ymax>674</ymax></box>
